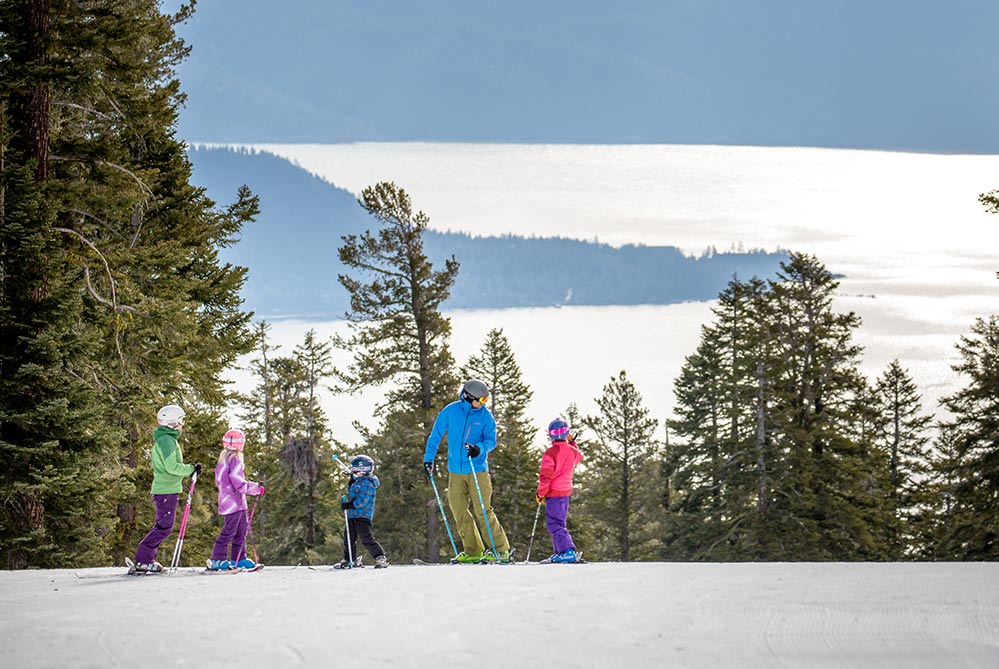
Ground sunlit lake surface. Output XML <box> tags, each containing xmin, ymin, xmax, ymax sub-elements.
<box><xmin>225</xmin><ymin>143</ymin><xmax>999</xmax><ymax>445</ymax></box>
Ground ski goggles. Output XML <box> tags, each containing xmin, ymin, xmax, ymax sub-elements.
<box><xmin>462</xmin><ymin>390</ymin><xmax>489</xmax><ymax>405</ymax></box>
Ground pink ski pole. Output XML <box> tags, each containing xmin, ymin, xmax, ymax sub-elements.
<box><xmin>243</xmin><ymin>495</ymin><xmax>260</xmax><ymax>564</ymax></box>
<box><xmin>169</xmin><ymin>472</ymin><xmax>198</xmax><ymax>573</ymax></box>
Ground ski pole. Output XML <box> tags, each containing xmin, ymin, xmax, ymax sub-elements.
<box><xmin>333</xmin><ymin>457</ymin><xmax>358</xmax><ymax>567</ymax></box>
<box><xmin>169</xmin><ymin>471</ymin><xmax>198</xmax><ymax>574</ymax></box>
<box><xmin>468</xmin><ymin>454</ymin><xmax>498</xmax><ymax>558</ymax></box>
<box><xmin>342</xmin><ymin>495</ymin><xmax>354</xmax><ymax>567</ymax></box>
<box><xmin>331</xmin><ymin>453</ymin><xmax>351</xmax><ymax>474</ymax></box>
<box><xmin>242</xmin><ymin>494</ymin><xmax>260</xmax><ymax>564</ymax></box>
<box><xmin>525</xmin><ymin>500</ymin><xmax>542</xmax><ymax>562</ymax></box>
<box><xmin>428</xmin><ymin>471</ymin><xmax>458</xmax><ymax>558</ymax></box>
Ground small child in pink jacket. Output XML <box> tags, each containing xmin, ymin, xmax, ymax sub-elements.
<box><xmin>208</xmin><ymin>429</ymin><xmax>263</xmax><ymax>570</ymax></box>
<box><xmin>537</xmin><ymin>418</ymin><xmax>583</xmax><ymax>563</ymax></box>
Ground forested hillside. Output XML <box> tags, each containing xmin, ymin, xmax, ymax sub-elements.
<box><xmin>189</xmin><ymin>146</ymin><xmax>787</xmax><ymax>317</ymax></box>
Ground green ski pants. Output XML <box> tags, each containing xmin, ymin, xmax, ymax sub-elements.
<box><xmin>447</xmin><ymin>471</ymin><xmax>510</xmax><ymax>555</ymax></box>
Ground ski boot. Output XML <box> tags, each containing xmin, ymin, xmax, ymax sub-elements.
<box><xmin>482</xmin><ymin>549</ymin><xmax>514</xmax><ymax>563</ymax></box>
<box><xmin>452</xmin><ymin>551</ymin><xmax>485</xmax><ymax>564</ymax></box>
<box><xmin>132</xmin><ymin>560</ymin><xmax>164</xmax><ymax>574</ymax></box>
<box><xmin>551</xmin><ymin>548</ymin><xmax>578</xmax><ymax>563</ymax></box>
<box><xmin>235</xmin><ymin>558</ymin><xmax>256</xmax><ymax>570</ymax></box>
<box><xmin>207</xmin><ymin>559</ymin><xmax>233</xmax><ymax>571</ymax></box>
<box><xmin>374</xmin><ymin>555</ymin><xmax>389</xmax><ymax>569</ymax></box>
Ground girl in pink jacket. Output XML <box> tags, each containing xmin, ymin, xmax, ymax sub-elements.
<box><xmin>537</xmin><ymin>418</ymin><xmax>583</xmax><ymax>563</ymax></box>
<box><xmin>208</xmin><ymin>429</ymin><xmax>263</xmax><ymax>570</ymax></box>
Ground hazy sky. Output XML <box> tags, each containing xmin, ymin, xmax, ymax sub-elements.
<box><xmin>168</xmin><ymin>1</ymin><xmax>999</xmax><ymax>152</ymax></box>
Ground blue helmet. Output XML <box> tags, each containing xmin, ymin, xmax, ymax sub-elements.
<box><xmin>351</xmin><ymin>454</ymin><xmax>375</xmax><ymax>476</ymax></box>
<box><xmin>547</xmin><ymin>418</ymin><xmax>570</xmax><ymax>441</ymax></box>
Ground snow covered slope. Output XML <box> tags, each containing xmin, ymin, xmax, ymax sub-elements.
<box><xmin>3</xmin><ymin>562</ymin><xmax>996</xmax><ymax>667</ymax></box>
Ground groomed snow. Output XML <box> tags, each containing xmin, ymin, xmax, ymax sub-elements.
<box><xmin>3</xmin><ymin>562</ymin><xmax>997</xmax><ymax>667</ymax></box>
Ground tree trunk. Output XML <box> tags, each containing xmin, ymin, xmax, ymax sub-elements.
<box><xmin>755</xmin><ymin>363</ymin><xmax>769</xmax><ymax>515</ymax></box>
<box><xmin>13</xmin><ymin>0</ymin><xmax>50</xmax><ymax>181</ymax></box>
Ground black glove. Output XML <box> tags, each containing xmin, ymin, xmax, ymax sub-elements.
<box><xmin>465</xmin><ymin>443</ymin><xmax>481</xmax><ymax>458</ymax></box>
<box><xmin>193</xmin><ymin>463</ymin><xmax>203</xmax><ymax>477</ymax></box>
<box><xmin>423</xmin><ymin>461</ymin><xmax>435</xmax><ymax>480</ymax></box>
<box><xmin>340</xmin><ymin>499</ymin><xmax>353</xmax><ymax>511</ymax></box>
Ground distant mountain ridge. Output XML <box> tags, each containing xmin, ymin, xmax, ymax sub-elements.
<box><xmin>188</xmin><ymin>146</ymin><xmax>786</xmax><ymax>319</ymax></box>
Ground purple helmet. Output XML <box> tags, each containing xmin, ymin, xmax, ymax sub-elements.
<box><xmin>547</xmin><ymin>418</ymin><xmax>570</xmax><ymax>441</ymax></box>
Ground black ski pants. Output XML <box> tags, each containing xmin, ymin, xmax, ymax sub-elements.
<box><xmin>343</xmin><ymin>517</ymin><xmax>385</xmax><ymax>561</ymax></box>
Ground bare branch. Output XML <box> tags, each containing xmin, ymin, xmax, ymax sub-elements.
<box><xmin>69</xmin><ymin>208</ymin><xmax>128</xmax><ymax>242</ymax></box>
<box><xmin>55</xmin><ymin>226</ymin><xmax>137</xmax><ymax>362</ymax></box>
<box><xmin>51</xmin><ymin>101</ymin><xmax>114</xmax><ymax>121</ymax></box>
<box><xmin>49</xmin><ymin>155</ymin><xmax>154</xmax><ymax>197</ymax></box>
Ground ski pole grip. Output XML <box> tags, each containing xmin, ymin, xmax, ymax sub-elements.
<box><xmin>331</xmin><ymin>454</ymin><xmax>351</xmax><ymax>473</ymax></box>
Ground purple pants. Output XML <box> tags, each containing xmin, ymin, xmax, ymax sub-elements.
<box><xmin>545</xmin><ymin>495</ymin><xmax>575</xmax><ymax>553</ymax></box>
<box><xmin>135</xmin><ymin>493</ymin><xmax>179</xmax><ymax>564</ymax></box>
<box><xmin>211</xmin><ymin>510</ymin><xmax>248</xmax><ymax>561</ymax></box>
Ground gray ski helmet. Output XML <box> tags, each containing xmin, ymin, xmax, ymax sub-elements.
<box><xmin>460</xmin><ymin>379</ymin><xmax>490</xmax><ymax>404</ymax></box>
<box><xmin>351</xmin><ymin>454</ymin><xmax>375</xmax><ymax>476</ymax></box>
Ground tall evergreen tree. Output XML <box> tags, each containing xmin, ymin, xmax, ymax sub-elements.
<box><xmin>577</xmin><ymin>370</ymin><xmax>662</xmax><ymax>561</ymax></box>
<box><xmin>666</xmin><ymin>255</ymin><xmax>889</xmax><ymax>561</ymax></box>
<box><xmin>764</xmin><ymin>253</ymin><xmax>886</xmax><ymax>559</ymax></box>
<box><xmin>933</xmin><ymin>315</ymin><xmax>999</xmax><ymax>559</ymax></box>
<box><xmin>334</xmin><ymin>182</ymin><xmax>459</xmax><ymax>561</ymax></box>
<box><xmin>460</xmin><ymin>327</ymin><xmax>537</xmax><ymax>550</ymax></box>
<box><xmin>871</xmin><ymin>360</ymin><xmax>934</xmax><ymax>558</ymax></box>
<box><xmin>1</xmin><ymin>1</ymin><xmax>257</xmax><ymax>568</ymax></box>
<box><xmin>238</xmin><ymin>331</ymin><xmax>340</xmax><ymax>564</ymax></box>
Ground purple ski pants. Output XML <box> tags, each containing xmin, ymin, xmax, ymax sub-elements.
<box><xmin>211</xmin><ymin>510</ymin><xmax>248</xmax><ymax>562</ymax></box>
<box><xmin>545</xmin><ymin>495</ymin><xmax>575</xmax><ymax>553</ymax></box>
<box><xmin>134</xmin><ymin>493</ymin><xmax>179</xmax><ymax>564</ymax></box>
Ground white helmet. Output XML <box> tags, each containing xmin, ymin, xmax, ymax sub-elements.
<box><xmin>156</xmin><ymin>404</ymin><xmax>186</xmax><ymax>428</ymax></box>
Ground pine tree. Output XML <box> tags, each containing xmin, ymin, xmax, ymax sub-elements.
<box><xmin>666</xmin><ymin>255</ymin><xmax>890</xmax><ymax>561</ymax></box>
<box><xmin>334</xmin><ymin>182</ymin><xmax>459</xmax><ymax>561</ymax></box>
<box><xmin>764</xmin><ymin>253</ymin><xmax>886</xmax><ymax>559</ymax></box>
<box><xmin>238</xmin><ymin>332</ymin><xmax>340</xmax><ymax>565</ymax></box>
<box><xmin>933</xmin><ymin>315</ymin><xmax>999</xmax><ymax>559</ymax></box>
<box><xmin>460</xmin><ymin>327</ymin><xmax>537</xmax><ymax>551</ymax></box>
<box><xmin>666</xmin><ymin>277</ymin><xmax>777</xmax><ymax>560</ymax></box>
<box><xmin>871</xmin><ymin>360</ymin><xmax>933</xmax><ymax>558</ymax></box>
<box><xmin>1</xmin><ymin>1</ymin><xmax>257</xmax><ymax>567</ymax></box>
<box><xmin>577</xmin><ymin>371</ymin><xmax>662</xmax><ymax>561</ymax></box>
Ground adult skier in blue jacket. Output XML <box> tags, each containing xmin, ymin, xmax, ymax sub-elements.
<box><xmin>424</xmin><ymin>379</ymin><xmax>512</xmax><ymax>563</ymax></box>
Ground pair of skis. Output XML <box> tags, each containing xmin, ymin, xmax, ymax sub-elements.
<box><xmin>412</xmin><ymin>550</ymin><xmax>587</xmax><ymax>566</ymax></box>
<box><xmin>203</xmin><ymin>559</ymin><xmax>264</xmax><ymax>574</ymax></box>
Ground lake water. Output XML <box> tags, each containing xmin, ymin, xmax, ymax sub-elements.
<box><xmin>225</xmin><ymin>143</ymin><xmax>999</xmax><ymax>445</ymax></box>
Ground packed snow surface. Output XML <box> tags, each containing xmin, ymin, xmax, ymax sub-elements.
<box><xmin>3</xmin><ymin>562</ymin><xmax>997</xmax><ymax>668</ymax></box>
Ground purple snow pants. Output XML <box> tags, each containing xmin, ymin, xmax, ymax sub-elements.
<box><xmin>134</xmin><ymin>493</ymin><xmax>179</xmax><ymax>564</ymax></box>
<box><xmin>545</xmin><ymin>495</ymin><xmax>575</xmax><ymax>553</ymax></box>
<box><xmin>211</xmin><ymin>510</ymin><xmax>248</xmax><ymax>561</ymax></box>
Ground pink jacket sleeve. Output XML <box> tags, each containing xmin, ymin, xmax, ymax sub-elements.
<box><xmin>537</xmin><ymin>447</ymin><xmax>556</xmax><ymax>498</ymax></box>
<box><xmin>228</xmin><ymin>458</ymin><xmax>261</xmax><ymax>496</ymax></box>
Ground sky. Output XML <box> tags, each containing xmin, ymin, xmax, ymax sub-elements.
<box><xmin>166</xmin><ymin>1</ymin><xmax>999</xmax><ymax>152</ymax></box>
<box><xmin>5</xmin><ymin>563</ymin><xmax>998</xmax><ymax>667</ymax></box>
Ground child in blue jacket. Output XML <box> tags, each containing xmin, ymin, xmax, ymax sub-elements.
<box><xmin>336</xmin><ymin>454</ymin><xmax>388</xmax><ymax>569</ymax></box>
